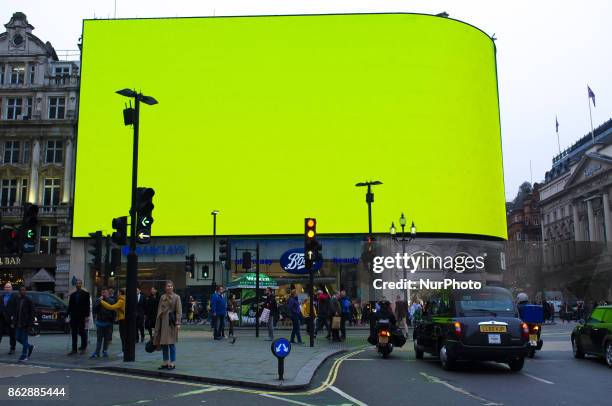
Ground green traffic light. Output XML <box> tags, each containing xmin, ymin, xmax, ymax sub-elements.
<box><xmin>26</xmin><ymin>229</ymin><xmax>34</xmax><ymax>238</ymax></box>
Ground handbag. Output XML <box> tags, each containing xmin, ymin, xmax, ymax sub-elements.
<box><xmin>228</xmin><ymin>311</ymin><xmax>239</xmax><ymax>322</ymax></box>
<box><xmin>145</xmin><ymin>339</ymin><xmax>155</xmax><ymax>353</ymax></box>
<box><xmin>260</xmin><ymin>308</ymin><xmax>271</xmax><ymax>323</ymax></box>
<box><xmin>332</xmin><ymin>316</ymin><xmax>341</xmax><ymax>330</ymax></box>
<box><xmin>169</xmin><ymin>311</ymin><xmax>176</xmax><ymax>326</ymax></box>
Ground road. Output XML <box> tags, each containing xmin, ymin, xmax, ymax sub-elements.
<box><xmin>0</xmin><ymin>322</ymin><xmax>610</xmax><ymax>405</ymax></box>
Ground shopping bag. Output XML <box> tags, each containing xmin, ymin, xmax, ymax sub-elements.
<box><xmin>332</xmin><ymin>316</ymin><xmax>341</xmax><ymax>330</ymax></box>
<box><xmin>228</xmin><ymin>311</ymin><xmax>239</xmax><ymax>322</ymax></box>
<box><xmin>260</xmin><ymin>308</ymin><xmax>271</xmax><ymax>323</ymax></box>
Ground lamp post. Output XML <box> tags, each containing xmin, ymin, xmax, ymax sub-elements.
<box><xmin>355</xmin><ymin>180</ymin><xmax>382</xmax><ymax>238</ymax></box>
<box><xmin>390</xmin><ymin>213</ymin><xmax>416</xmax><ymax>302</ymax></box>
<box><xmin>211</xmin><ymin>210</ymin><xmax>219</xmax><ymax>290</ymax></box>
<box><xmin>115</xmin><ymin>88</ymin><xmax>158</xmax><ymax>362</ymax></box>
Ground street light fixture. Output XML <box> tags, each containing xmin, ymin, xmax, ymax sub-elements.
<box><xmin>390</xmin><ymin>213</ymin><xmax>417</xmax><ymax>301</ymax></box>
<box><xmin>115</xmin><ymin>87</ymin><xmax>157</xmax><ymax>362</ymax></box>
<box><xmin>355</xmin><ymin>180</ymin><xmax>383</xmax><ymax>237</ymax></box>
<box><xmin>390</xmin><ymin>222</ymin><xmax>396</xmax><ymax>236</ymax></box>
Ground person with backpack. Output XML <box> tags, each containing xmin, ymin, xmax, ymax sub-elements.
<box><xmin>339</xmin><ymin>290</ymin><xmax>351</xmax><ymax>341</ymax></box>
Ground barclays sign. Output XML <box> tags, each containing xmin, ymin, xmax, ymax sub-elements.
<box><xmin>280</xmin><ymin>248</ymin><xmax>322</xmax><ymax>275</ymax></box>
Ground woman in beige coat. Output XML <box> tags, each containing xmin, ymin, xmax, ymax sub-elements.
<box><xmin>154</xmin><ymin>280</ymin><xmax>182</xmax><ymax>370</ymax></box>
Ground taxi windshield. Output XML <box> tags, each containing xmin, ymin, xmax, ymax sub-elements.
<box><xmin>456</xmin><ymin>291</ymin><xmax>515</xmax><ymax>314</ymax></box>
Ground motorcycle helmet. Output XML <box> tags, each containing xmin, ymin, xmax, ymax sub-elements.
<box><xmin>516</xmin><ymin>292</ymin><xmax>529</xmax><ymax>303</ymax></box>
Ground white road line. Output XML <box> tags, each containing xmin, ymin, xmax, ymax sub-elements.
<box><xmin>521</xmin><ymin>372</ymin><xmax>555</xmax><ymax>385</ymax></box>
<box><xmin>419</xmin><ymin>372</ymin><xmax>503</xmax><ymax>406</ymax></box>
<box><xmin>344</xmin><ymin>358</ymin><xmax>376</xmax><ymax>361</ymax></box>
<box><xmin>260</xmin><ymin>393</ymin><xmax>317</xmax><ymax>406</ymax></box>
<box><xmin>329</xmin><ymin>385</ymin><xmax>369</xmax><ymax>406</ymax></box>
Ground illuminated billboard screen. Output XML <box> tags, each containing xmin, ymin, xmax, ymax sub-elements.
<box><xmin>75</xmin><ymin>13</ymin><xmax>506</xmax><ymax>238</ymax></box>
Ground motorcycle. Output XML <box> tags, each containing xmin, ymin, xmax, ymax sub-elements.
<box><xmin>526</xmin><ymin>322</ymin><xmax>543</xmax><ymax>358</ymax></box>
<box><xmin>375</xmin><ymin>318</ymin><xmax>394</xmax><ymax>358</ymax></box>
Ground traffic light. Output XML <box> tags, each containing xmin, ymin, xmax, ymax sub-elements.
<box><xmin>89</xmin><ymin>231</ymin><xmax>103</xmax><ymax>270</ymax></box>
<box><xmin>111</xmin><ymin>216</ymin><xmax>128</xmax><ymax>245</ymax></box>
<box><xmin>304</xmin><ymin>218</ymin><xmax>321</xmax><ymax>269</ymax></box>
<box><xmin>135</xmin><ymin>187</ymin><xmax>154</xmax><ymax>244</ymax></box>
<box><xmin>184</xmin><ymin>254</ymin><xmax>195</xmax><ymax>277</ymax></box>
<box><xmin>202</xmin><ymin>265</ymin><xmax>209</xmax><ymax>279</ymax></box>
<box><xmin>0</xmin><ymin>228</ymin><xmax>19</xmax><ymax>254</ymax></box>
<box><xmin>219</xmin><ymin>239</ymin><xmax>231</xmax><ymax>271</ymax></box>
<box><xmin>242</xmin><ymin>251</ymin><xmax>252</xmax><ymax>270</ymax></box>
<box><xmin>110</xmin><ymin>247</ymin><xmax>121</xmax><ymax>277</ymax></box>
<box><xmin>21</xmin><ymin>203</ymin><xmax>38</xmax><ymax>253</ymax></box>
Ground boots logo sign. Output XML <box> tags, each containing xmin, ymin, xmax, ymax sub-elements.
<box><xmin>280</xmin><ymin>248</ymin><xmax>321</xmax><ymax>274</ymax></box>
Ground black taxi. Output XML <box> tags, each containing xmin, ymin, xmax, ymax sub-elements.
<box><xmin>413</xmin><ymin>286</ymin><xmax>529</xmax><ymax>371</ymax></box>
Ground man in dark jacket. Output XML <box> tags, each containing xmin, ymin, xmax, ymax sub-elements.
<box><xmin>0</xmin><ymin>282</ymin><xmax>17</xmax><ymax>354</ymax></box>
<box><xmin>210</xmin><ymin>286</ymin><xmax>227</xmax><ymax>340</ymax></box>
<box><xmin>90</xmin><ymin>287</ymin><xmax>115</xmax><ymax>359</ymax></box>
<box><xmin>315</xmin><ymin>290</ymin><xmax>331</xmax><ymax>339</ymax></box>
<box><xmin>143</xmin><ymin>287</ymin><xmax>159</xmax><ymax>340</ymax></box>
<box><xmin>329</xmin><ymin>292</ymin><xmax>342</xmax><ymax>342</ymax></box>
<box><xmin>67</xmin><ymin>280</ymin><xmax>90</xmax><ymax>355</ymax></box>
<box><xmin>14</xmin><ymin>287</ymin><xmax>34</xmax><ymax>361</ymax></box>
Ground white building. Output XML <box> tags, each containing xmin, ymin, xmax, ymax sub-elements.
<box><xmin>0</xmin><ymin>12</ymin><xmax>79</xmax><ymax>297</ymax></box>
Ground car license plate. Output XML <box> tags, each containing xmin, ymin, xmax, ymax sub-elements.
<box><xmin>529</xmin><ymin>334</ymin><xmax>538</xmax><ymax>346</ymax></box>
<box><xmin>480</xmin><ymin>325</ymin><xmax>507</xmax><ymax>333</ymax></box>
<box><xmin>488</xmin><ymin>334</ymin><xmax>501</xmax><ymax>344</ymax></box>
<box><xmin>379</xmin><ymin>336</ymin><xmax>389</xmax><ymax>344</ymax></box>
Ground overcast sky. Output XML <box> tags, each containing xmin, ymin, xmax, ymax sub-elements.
<box><xmin>4</xmin><ymin>0</ymin><xmax>611</xmax><ymax>200</ymax></box>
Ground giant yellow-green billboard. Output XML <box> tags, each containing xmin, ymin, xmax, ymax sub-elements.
<box><xmin>75</xmin><ymin>13</ymin><xmax>506</xmax><ymax>238</ymax></box>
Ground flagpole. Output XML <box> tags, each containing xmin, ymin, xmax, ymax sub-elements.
<box><xmin>588</xmin><ymin>89</ymin><xmax>595</xmax><ymax>143</ymax></box>
<box><xmin>556</xmin><ymin>116</ymin><xmax>561</xmax><ymax>154</ymax></box>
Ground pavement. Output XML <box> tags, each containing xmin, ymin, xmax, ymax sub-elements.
<box><xmin>0</xmin><ymin>327</ymin><xmax>363</xmax><ymax>390</ymax></box>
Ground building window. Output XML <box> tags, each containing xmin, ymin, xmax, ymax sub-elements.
<box><xmin>42</xmin><ymin>178</ymin><xmax>61</xmax><ymax>207</ymax></box>
<box><xmin>45</xmin><ymin>140</ymin><xmax>63</xmax><ymax>164</ymax></box>
<box><xmin>10</xmin><ymin>63</ymin><xmax>25</xmax><ymax>85</ymax></box>
<box><xmin>53</xmin><ymin>66</ymin><xmax>70</xmax><ymax>84</ymax></box>
<box><xmin>0</xmin><ymin>63</ymin><xmax>4</xmax><ymax>85</ymax></box>
<box><xmin>3</xmin><ymin>141</ymin><xmax>20</xmax><ymax>164</ymax></box>
<box><xmin>0</xmin><ymin>179</ymin><xmax>17</xmax><ymax>207</ymax></box>
<box><xmin>29</xmin><ymin>64</ymin><xmax>35</xmax><ymax>84</ymax></box>
<box><xmin>48</xmin><ymin>97</ymin><xmax>65</xmax><ymax>119</ymax></box>
<box><xmin>39</xmin><ymin>225</ymin><xmax>58</xmax><ymax>255</ymax></box>
<box><xmin>25</xmin><ymin>97</ymin><xmax>33</xmax><ymax>118</ymax></box>
<box><xmin>5</xmin><ymin>98</ymin><xmax>23</xmax><ymax>120</ymax></box>
<box><xmin>23</xmin><ymin>141</ymin><xmax>30</xmax><ymax>164</ymax></box>
<box><xmin>20</xmin><ymin>178</ymin><xmax>28</xmax><ymax>205</ymax></box>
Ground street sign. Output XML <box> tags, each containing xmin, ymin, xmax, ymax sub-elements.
<box><xmin>271</xmin><ymin>337</ymin><xmax>291</xmax><ymax>381</ymax></box>
<box><xmin>271</xmin><ymin>338</ymin><xmax>291</xmax><ymax>358</ymax></box>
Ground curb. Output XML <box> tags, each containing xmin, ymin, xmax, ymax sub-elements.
<box><xmin>96</xmin><ymin>347</ymin><xmax>345</xmax><ymax>390</ymax></box>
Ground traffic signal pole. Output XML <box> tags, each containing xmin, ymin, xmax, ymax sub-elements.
<box><xmin>125</xmin><ymin>94</ymin><xmax>140</xmax><ymax>362</ymax></box>
<box><xmin>255</xmin><ymin>242</ymin><xmax>260</xmax><ymax>338</ymax></box>
<box><xmin>104</xmin><ymin>235</ymin><xmax>110</xmax><ymax>288</ymax></box>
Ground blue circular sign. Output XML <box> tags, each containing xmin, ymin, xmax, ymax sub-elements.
<box><xmin>280</xmin><ymin>248</ymin><xmax>322</xmax><ymax>275</ymax></box>
<box><xmin>271</xmin><ymin>338</ymin><xmax>291</xmax><ymax>358</ymax></box>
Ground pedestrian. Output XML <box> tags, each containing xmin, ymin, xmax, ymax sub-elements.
<box><xmin>339</xmin><ymin>290</ymin><xmax>351</xmax><ymax>341</ymax></box>
<box><xmin>154</xmin><ymin>280</ymin><xmax>182</xmax><ymax>370</ymax></box>
<box><xmin>395</xmin><ymin>295</ymin><xmax>409</xmax><ymax>337</ymax></box>
<box><xmin>100</xmin><ymin>288</ymin><xmax>126</xmax><ymax>357</ymax></box>
<box><xmin>136</xmin><ymin>288</ymin><xmax>146</xmax><ymax>342</ymax></box>
<box><xmin>409</xmin><ymin>298</ymin><xmax>423</xmax><ymax>325</ymax></box>
<box><xmin>264</xmin><ymin>287</ymin><xmax>277</xmax><ymax>341</ymax></box>
<box><xmin>14</xmin><ymin>287</ymin><xmax>34</xmax><ymax>361</ymax></box>
<box><xmin>301</xmin><ymin>296</ymin><xmax>317</xmax><ymax>337</ymax></box>
<box><xmin>90</xmin><ymin>287</ymin><xmax>115</xmax><ymax>359</ymax></box>
<box><xmin>144</xmin><ymin>287</ymin><xmax>159</xmax><ymax>340</ymax></box>
<box><xmin>315</xmin><ymin>290</ymin><xmax>331</xmax><ymax>338</ymax></box>
<box><xmin>287</xmin><ymin>289</ymin><xmax>302</xmax><ymax>344</ymax></box>
<box><xmin>330</xmin><ymin>292</ymin><xmax>342</xmax><ymax>342</ymax></box>
<box><xmin>227</xmin><ymin>294</ymin><xmax>237</xmax><ymax>337</ymax></box>
<box><xmin>211</xmin><ymin>285</ymin><xmax>227</xmax><ymax>340</ymax></box>
<box><xmin>67</xmin><ymin>279</ymin><xmax>91</xmax><ymax>355</ymax></box>
<box><xmin>0</xmin><ymin>282</ymin><xmax>17</xmax><ymax>354</ymax></box>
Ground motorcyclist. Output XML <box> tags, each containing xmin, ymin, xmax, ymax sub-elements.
<box><xmin>368</xmin><ymin>301</ymin><xmax>397</xmax><ymax>344</ymax></box>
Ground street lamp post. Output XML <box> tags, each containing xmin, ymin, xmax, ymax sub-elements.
<box><xmin>355</xmin><ymin>180</ymin><xmax>382</xmax><ymax>238</ymax></box>
<box><xmin>115</xmin><ymin>88</ymin><xmax>158</xmax><ymax>362</ymax></box>
<box><xmin>211</xmin><ymin>210</ymin><xmax>219</xmax><ymax>290</ymax></box>
<box><xmin>390</xmin><ymin>213</ymin><xmax>416</xmax><ymax>302</ymax></box>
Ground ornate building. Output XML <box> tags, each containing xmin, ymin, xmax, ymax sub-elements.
<box><xmin>0</xmin><ymin>12</ymin><xmax>79</xmax><ymax>297</ymax></box>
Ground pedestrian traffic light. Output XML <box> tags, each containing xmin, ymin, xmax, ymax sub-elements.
<box><xmin>202</xmin><ymin>265</ymin><xmax>209</xmax><ymax>279</ymax></box>
<box><xmin>110</xmin><ymin>247</ymin><xmax>121</xmax><ymax>277</ymax></box>
<box><xmin>21</xmin><ymin>203</ymin><xmax>38</xmax><ymax>253</ymax></box>
<box><xmin>89</xmin><ymin>231</ymin><xmax>103</xmax><ymax>270</ymax></box>
<box><xmin>184</xmin><ymin>254</ymin><xmax>195</xmax><ymax>277</ymax></box>
<box><xmin>135</xmin><ymin>187</ymin><xmax>154</xmax><ymax>244</ymax></box>
<box><xmin>111</xmin><ymin>216</ymin><xmax>128</xmax><ymax>245</ymax></box>
<box><xmin>0</xmin><ymin>228</ymin><xmax>19</xmax><ymax>254</ymax></box>
<box><xmin>242</xmin><ymin>251</ymin><xmax>252</xmax><ymax>270</ymax></box>
<box><xmin>304</xmin><ymin>218</ymin><xmax>320</xmax><ymax>269</ymax></box>
<box><xmin>219</xmin><ymin>239</ymin><xmax>231</xmax><ymax>271</ymax></box>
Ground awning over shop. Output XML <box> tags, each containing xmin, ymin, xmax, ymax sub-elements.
<box><xmin>228</xmin><ymin>272</ymin><xmax>278</xmax><ymax>289</ymax></box>
<box><xmin>30</xmin><ymin>268</ymin><xmax>55</xmax><ymax>283</ymax></box>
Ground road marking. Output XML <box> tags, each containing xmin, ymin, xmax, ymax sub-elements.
<box><xmin>521</xmin><ymin>372</ymin><xmax>554</xmax><ymax>385</ymax></box>
<box><xmin>344</xmin><ymin>358</ymin><xmax>375</xmax><ymax>361</ymax></box>
<box><xmin>419</xmin><ymin>372</ymin><xmax>503</xmax><ymax>406</ymax></box>
<box><xmin>329</xmin><ymin>385</ymin><xmax>368</xmax><ymax>406</ymax></box>
<box><xmin>174</xmin><ymin>387</ymin><xmax>222</xmax><ymax>397</ymax></box>
<box><xmin>260</xmin><ymin>393</ymin><xmax>317</xmax><ymax>406</ymax></box>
